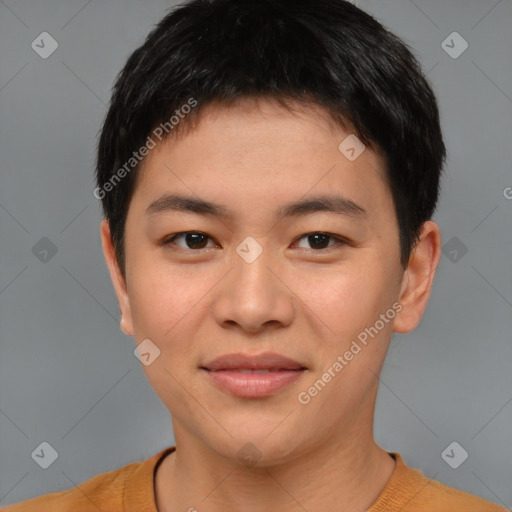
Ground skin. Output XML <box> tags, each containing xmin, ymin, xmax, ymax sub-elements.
<box><xmin>101</xmin><ymin>97</ymin><xmax>441</xmax><ymax>512</ymax></box>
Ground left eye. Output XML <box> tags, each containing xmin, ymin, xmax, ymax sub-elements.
<box><xmin>294</xmin><ymin>232</ymin><xmax>345</xmax><ymax>250</ymax></box>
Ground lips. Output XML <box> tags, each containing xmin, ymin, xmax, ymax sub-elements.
<box><xmin>202</xmin><ymin>352</ymin><xmax>306</xmax><ymax>372</ymax></box>
<box><xmin>201</xmin><ymin>352</ymin><xmax>307</xmax><ymax>398</ymax></box>
<box><xmin>217</xmin><ymin>369</ymin><xmax>288</xmax><ymax>373</ymax></box>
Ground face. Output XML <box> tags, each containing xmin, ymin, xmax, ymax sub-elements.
<box><xmin>101</xmin><ymin>98</ymin><xmax>437</xmax><ymax>466</ymax></box>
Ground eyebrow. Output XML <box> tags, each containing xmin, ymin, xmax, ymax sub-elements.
<box><xmin>146</xmin><ymin>193</ymin><xmax>366</xmax><ymax>219</ymax></box>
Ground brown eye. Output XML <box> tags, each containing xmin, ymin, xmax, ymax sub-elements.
<box><xmin>295</xmin><ymin>232</ymin><xmax>346</xmax><ymax>250</ymax></box>
<box><xmin>164</xmin><ymin>231</ymin><xmax>216</xmax><ymax>250</ymax></box>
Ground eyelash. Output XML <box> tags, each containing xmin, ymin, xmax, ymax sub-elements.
<box><xmin>161</xmin><ymin>231</ymin><xmax>350</xmax><ymax>252</ymax></box>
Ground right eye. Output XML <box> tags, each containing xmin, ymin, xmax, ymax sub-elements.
<box><xmin>161</xmin><ymin>231</ymin><xmax>219</xmax><ymax>251</ymax></box>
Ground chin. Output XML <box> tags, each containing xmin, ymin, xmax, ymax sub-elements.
<box><xmin>203</xmin><ymin>429</ymin><xmax>309</xmax><ymax>469</ymax></box>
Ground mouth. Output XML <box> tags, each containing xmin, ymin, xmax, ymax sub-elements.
<box><xmin>200</xmin><ymin>352</ymin><xmax>308</xmax><ymax>398</ymax></box>
<box><xmin>207</xmin><ymin>368</ymin><xmax>302</xmax><ymax>373</ymax></box>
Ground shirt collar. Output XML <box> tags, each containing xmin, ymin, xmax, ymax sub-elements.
<box><xmin>125</xmin><ymin>446</ymin><xmax>176</xmax><ymax>512</ymax></box>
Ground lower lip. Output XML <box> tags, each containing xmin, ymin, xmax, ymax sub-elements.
<box><xmin>203</xmin><ymin>369</ymin><xmax>306</xmax><ymax>398</ymax></box>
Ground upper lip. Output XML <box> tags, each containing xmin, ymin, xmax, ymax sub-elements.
<box><xmin>201</xmin><ymin>352</ymin><xmax>307</xmax><ymax>371</ymax></box>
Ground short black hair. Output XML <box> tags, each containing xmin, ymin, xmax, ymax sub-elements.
<box><xmin>95</xmin><ymin>0</ymin><xmax>446</xmax><ymax>276</ymax></box>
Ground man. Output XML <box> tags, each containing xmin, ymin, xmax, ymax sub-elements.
<box><xmin>3</xmin><ymin>0</ymin><xmax>507</xmax><ymax>510</ymax></box>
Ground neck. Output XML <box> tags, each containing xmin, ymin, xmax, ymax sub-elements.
<box><xmin>155</xmin><ymin>420</ymin><xmax>396</xmax><ymax>512</ymax></box>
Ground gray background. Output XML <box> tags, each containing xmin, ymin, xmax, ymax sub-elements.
<box><xmin>0</xmin><ymin>0</ymin><xmax>511</xmax><ymax>508</ymax></box>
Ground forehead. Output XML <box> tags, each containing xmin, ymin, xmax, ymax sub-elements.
<box><xmin>132</xmin><ymin>98</ymin><xmax>390</xmax><ymax>214</ymax></box>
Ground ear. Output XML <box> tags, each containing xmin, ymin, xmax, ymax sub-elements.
<box><xmin>393</xmin><ymin>220</ymin><xmax>441</xmax><ymax>334</ymax></box>
<box><xmin>100</xmin><ymin>219</ymin><xmax>134</xmax><ymax>336</ymax></box>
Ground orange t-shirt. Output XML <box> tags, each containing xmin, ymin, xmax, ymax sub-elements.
<box><xmin>1</xmin><ymin>447</ymin><xmax>507</xmax><ymax>511</ymax></box>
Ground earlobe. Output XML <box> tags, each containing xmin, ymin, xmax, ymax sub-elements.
<box><xmin>100</xmin><ymin>219</ymin><xmax>134</xmax><ymax>336</ymax></box>
<box><xmin>393</xmin><ymin>221</ymin><xmax>441</xmax><ymax>334</ymax></box>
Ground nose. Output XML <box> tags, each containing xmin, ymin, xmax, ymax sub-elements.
<box><xmin>212</xmin><ymin>242</ymin><xmax>295</xmax><ymax>335</ymax></box>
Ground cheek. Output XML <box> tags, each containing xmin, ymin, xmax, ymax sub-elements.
<box><xmin>127</xmin><ymin>263</ymin><xmax>207</xmax><ymax>343</ymax></box>
<box><xmin>294</xmin><ymin>259</ymin><xmax>395</xmax><ymax>342</ymax></box>
<box><xmin>128</xmin><ymin>268</ymin><xmax>209</xmax><ymax>405</ymax></box>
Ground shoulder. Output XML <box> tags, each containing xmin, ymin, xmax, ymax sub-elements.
<box><xmin>405</xmin><ymin>473</ymin><xmax>508</xmax><ymax>511</ymax></box>
<box><xmin>369</xmin><ymin>453</ymin><xmax>508</xmax><ymax>512</ymax></box>
<box><xmin>0</xmin><ymin>448</ymin><xmax>173</xmax><ymax>512</ymax></box>
<box><xmin>1</xmin><ymin>462</ymin><xmax>136</xmax><ymax>512</ymax></box>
